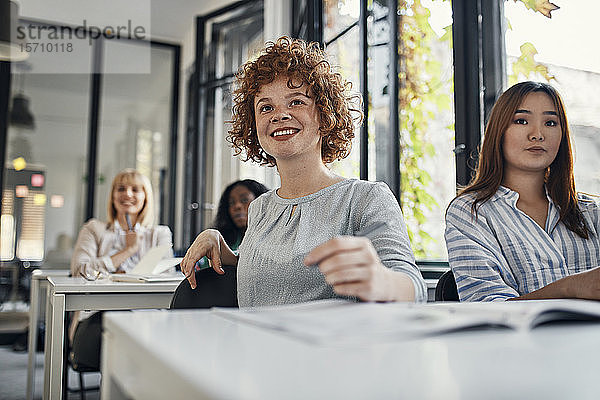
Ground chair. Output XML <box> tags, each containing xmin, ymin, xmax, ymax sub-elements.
<box><xmin>65</xmin><ymin>312</ymin><xmax>100</xmax><ymax>400</ymax></box>
<box><xmin>170</xmin><ymin>265</ymin><xmax>238</xmax><ymax>309</ymax></box>
<box><xmin>434</xmin><ymin>270</ymin><xmax>459</xmax><ymax>301</ymax></box>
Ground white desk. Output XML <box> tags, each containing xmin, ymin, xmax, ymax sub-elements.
<box><xmin>102</xmin><ymin>303</ymin><xmax>600</xmax><ymax>400</ymax></box>
<box><xmin>26</xmin><ymin>269</ymin><xmax>70</xmax><ymax>400</ymax></box>
<box><xmin>43</xmin><ymin>276</ymin><xmax>181</xmax><ymax>400</ymax></box>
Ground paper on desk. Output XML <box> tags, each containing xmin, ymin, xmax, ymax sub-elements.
<box><xmin>109</xmin><ymin>272</ymin><xmax>184</xmax><ymax>283</ymax></box>
<box><xmin>211</xmin><ymin>300</ymin><xmax>502</xmax><ymax>345</ymax></box>
<box><xmin>212</xmin><ymin>299</ymin><xmax>600</xmax><ymax>345</ymax></box>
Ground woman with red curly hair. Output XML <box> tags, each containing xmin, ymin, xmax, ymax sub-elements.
<box><xmin>181</xmin><ymin>37</ymin><xmax>426</xmax><ymax>306</ymax></box>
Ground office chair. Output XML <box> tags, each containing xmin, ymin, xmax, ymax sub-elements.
<box><xmin>65</xmin><ymin>312</ymin><xmax>100</xmax><ymax>400</ymax></box>
<box><xmin>170</xmin><ymin>265</ymin><xmax>238</xmax><ymax>309</ymax></box>
<box><xmin>434</xmin><ymin>270</ymin><xmax>459</xmax><ymax>301</ymax></box>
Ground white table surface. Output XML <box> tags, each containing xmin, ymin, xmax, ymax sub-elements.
<box><xmin>102</xmin><ymin>304</ymin><xmax>600</xmax><ymax>400</ymax></box>
<box><xmin>43</xmin><ymin>276</ymin><xmax>182</xmax><ymax>400</ymax></box>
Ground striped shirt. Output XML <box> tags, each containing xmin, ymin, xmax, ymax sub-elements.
<box><xmin>445</xmin><ymin>186</ymin><xmax>600</xmax><ymax>301</ymax></box>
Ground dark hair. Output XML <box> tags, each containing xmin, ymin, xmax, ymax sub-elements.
<box><xmin>228</xmin><ymin>36</ymin><xmax>363</xmax><ymax>166</ymax></box>
<box><xmin>454</xmin><ymin>81</ymin><xmax>590</xmax><ymax>239</ymax></box>
<box><xmin>213</xmin><ymin>179</ymin><xmax>269</xmax><ymax>246</ymax></box>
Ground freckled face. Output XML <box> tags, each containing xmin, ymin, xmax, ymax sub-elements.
<box><xmin>253</xmin><ymin>75</ymin><xmax>322</xmax><ymax>162</ymax></box>
<box><xmin>502</xmin><ymin>92</ymin><xmax>562</xmax><ymax>177</ymax></box>
<box><xmin>228</xmin><ymin>184</ymin><xmax>256</xmax><ymax>229</ymax></box>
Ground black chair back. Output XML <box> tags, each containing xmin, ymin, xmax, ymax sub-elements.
<box><xmin>170</xmin><ymin>265</ymin><xmax>238</xmax><ymax>309</ymax></box>
<box><xmin>434</xmin><ymin>270</ymin><xmax>459</xmax><ymax>301</ymax></box>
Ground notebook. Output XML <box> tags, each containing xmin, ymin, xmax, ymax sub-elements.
<box><xmin>109</xmin><ymin>245</ymin><xmax>183</xmax><ymax>283</ymax></box>
<box><xmin>110</xmin><ymin>272</ymin><xmax>184</xmax><ymax>283</ymax></box>
<box><xmin>130</xmin><ymin>245</ymin><xmax>176</xmax><ymax>275</ymax></box>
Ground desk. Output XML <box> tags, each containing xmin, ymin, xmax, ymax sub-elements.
<box><xmin>26</xmin><ymin>269</ymin><xmax>70</xmax><ymax>400</ymax></box>
<box><xmin>43</xmin><ymin>276</ymin><xmax>181</xmax><ymax>400</ymax></box>
<box><xmin>102</xmin><ymin>303</ymin><xmax>600</xmax><ymax>400</ymax></box>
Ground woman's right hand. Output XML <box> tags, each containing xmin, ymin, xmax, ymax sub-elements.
<box><xmin>181</xmin><ymin>229</ymin><xmax>225</xmax><ymax>289</ymax></box>
<box><xmin>125</xmin><ymin>231</ymin><xmax>139</xmax><ymax>254</ymax></box>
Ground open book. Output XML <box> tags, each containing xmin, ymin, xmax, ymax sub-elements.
<box><xmin>212</xmin><ymin>299</ymin><xmax>600</xmax><ymax>345</ymax></box>
<box><xmin>109</xmin><ymin>244</ymin><xmax>183</xmax><ymax>283</ymax></box>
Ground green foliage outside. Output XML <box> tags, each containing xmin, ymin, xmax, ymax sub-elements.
<box><xmin>398</xmin><ymin>0</ymin><xmax>558</xmax><ymax>258</ymax></box>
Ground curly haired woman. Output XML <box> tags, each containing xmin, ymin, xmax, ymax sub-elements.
<box><xmin>181</xmin><ymin>37</ymin><xmax>427</xmax><ymax>306</ymax></box>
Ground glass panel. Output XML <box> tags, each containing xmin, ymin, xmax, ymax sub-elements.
<box><xmin>324</xmin><ymin>0</ymin><xmax>359</xmax><ymax>43</ymax></box>
<box><xmin>398</xmin><ymin>0</ymin><xmax>455</xmax><ymax>260</ymax></box>
<box><xmin>369</xmin><ymin>1</ymin><xmax>391</xmax><ymax>183</ymax></box>
<box><xmin>200</xmin><ymin>2</ymin><xmax>266</xmax><ymax>229</ymax></box>
<box><xmin>504</xmin><ymin>0</ymin><xmax>600</xmax><ymax>195</ymax></box>
<box><xmin>1</xmin><ymin>43</ymin><xmax>91</xmax><ymax>306</ymax></box>
<box><xmin>95</xmin><ymin>41</ymin><xmax>174</xmax><ymax>225</ymax></box>
<box><xmin>326</xmin><ymin>24</ymin><xmax>361</xmax><ymax>178</ymax></box>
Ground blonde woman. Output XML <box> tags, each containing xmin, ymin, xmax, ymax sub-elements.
<box><xmin>69</xmin><ymin>168</ymin><xmax>172</xmax><ymax>369</ymax></box>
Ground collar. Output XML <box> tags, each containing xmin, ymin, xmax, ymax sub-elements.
<box><xmin>497</xmin><ymin>185</ymin><xmax>560</xmax><ymax>232</ymax></box>
<box><xmin>113</xmin><ymin>220</ymin><xmax>141</xmax><ymax>232</ymax></box>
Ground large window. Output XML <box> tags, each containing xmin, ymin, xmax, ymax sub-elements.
<box><xmin>184</xmin><ymin>1</ymin><xmax>265</xmax><ymax>246</ymax></box>
<box><xmin>297</xmin><ymin>0</ymin><xmax>455</xmax><ymax>260</ymax></box>
<box><xmin>323</xmin><ymin>0</ymin><xmax>361</xmax><ymax>178</ymax></box>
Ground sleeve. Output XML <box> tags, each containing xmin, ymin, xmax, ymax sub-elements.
<box><xmin>444</xmin><ymin>197</ymin><xmax>520</xmax><ymax>302</ymax></box>
<box><xmin>70</xmin><ymin>220</ymin><xmax>116</xmax><ymax>277</ymax></box>
<box><xmin>357</xmin><ymin>182</ymin><xmax>428</xmax><ymax>303</ymax></box>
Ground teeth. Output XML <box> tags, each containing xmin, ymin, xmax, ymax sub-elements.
<box><xmin>273</xmin><ymin>129</ymin><xmax>296</xmax><ymax>137</ymax></box>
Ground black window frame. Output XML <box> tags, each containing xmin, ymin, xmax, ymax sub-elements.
<box><xmin>293</xmin><ymin>0</ymin><xmax>506</xmax><ymax>191</ymax></box>
<box><xmin>184</xmin><ymin>0</ymin><xmax>264</xmax><ymax>247</ymax></box>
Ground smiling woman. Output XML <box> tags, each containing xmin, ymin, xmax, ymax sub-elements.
<box><xmin>181</xmin><ymin>36</ymin><xmax>428</xmax><ymax>306</ymax></box>
<box><xmin>69</xmin><ymin>168</ymin><xmax>173</xmax><ymax>370</ymax></box>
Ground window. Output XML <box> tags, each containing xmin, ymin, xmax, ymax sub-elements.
<box><xmin>186</xmin><ymin>1</ymin><xmax>265</xmax><ymax>244</ymax></box>
<box><xmin>397</xmin><ymin>0</ymin><xmax>455</xmax><ymax>260</ymax></box>
<box><xmin>504</xmin><ymin>0</ymin><xmax>600</xmax><ymax>195</ymax></box>
<box><xmin>323</xmin><ymin>0</ymin><xmax>361</xmax><ymax>178</ymax></box>
<box><xmin>298</xmin><ymin>0</ymin><xmax>456</xmax><ymax>260</ymax></box>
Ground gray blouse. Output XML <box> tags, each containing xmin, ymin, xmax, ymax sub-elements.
<box><xmin>237</xmin><ymin>178</ymin><xmax>427</xmax><ymax>307</ymax></box>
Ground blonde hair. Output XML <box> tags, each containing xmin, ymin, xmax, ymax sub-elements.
<box><xmin>107</xmin><ymin>169</ymin><xmax>155</xmax><ymax>227</ymax></box>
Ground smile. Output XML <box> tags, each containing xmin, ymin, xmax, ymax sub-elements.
<box><xmin>271</xmin><ymin>129</ymin><xmax>298</xmax><ymax>137</ymax></box>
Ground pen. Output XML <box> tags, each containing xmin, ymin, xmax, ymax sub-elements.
<box><xmin>125</xmin><ymin>213</ymin><xmax>133</xmax><ymax>231</ymax></box>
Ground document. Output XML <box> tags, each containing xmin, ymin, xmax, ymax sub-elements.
<box><xmin>213</xmin><ymin>299</ymin><xmax>600</xmax><ymax>344</ymax></box>
<box><xmin>110</xmin><ymin>272</ymin><xmax>184</xmax><ymax>283</ymax></box>
<box><xmin>129</xmin><ymin>245</ymin><xmax>180</xmax><ymax>275</ymax></box>
<box><xmin>108</xmin><ymin>245</ymin><xmax>183</xmax><ymax>283</ymax></box>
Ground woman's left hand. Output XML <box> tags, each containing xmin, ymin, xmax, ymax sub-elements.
<box><xmin>304</xmin><ymin>236</ymin><xmax>396</xmax><ymax>302</ymax></box>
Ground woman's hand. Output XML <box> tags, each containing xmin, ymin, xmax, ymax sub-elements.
<box><xmin>569</xmin><ymin>267</ymin><xmax>600</xmax><ymax>299</ymax></box>
<box><xmin>515</xmin><ymin>266</ymin><xmax>600</xmax><ymax>300</ymax></box>
<box><xmin>304</xmin><ymin>236</ymin><xmax>414</xmax><ymax>302</ymax></box>
<box><xmin>181</xmin><ymin>229</ymin><xmax>228</xmax><ymax>289</ymax></box>
<box><xmin>124</xmin><ymin>231</ymin><xmax>139</xmax><ymax>254</ymax></box>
